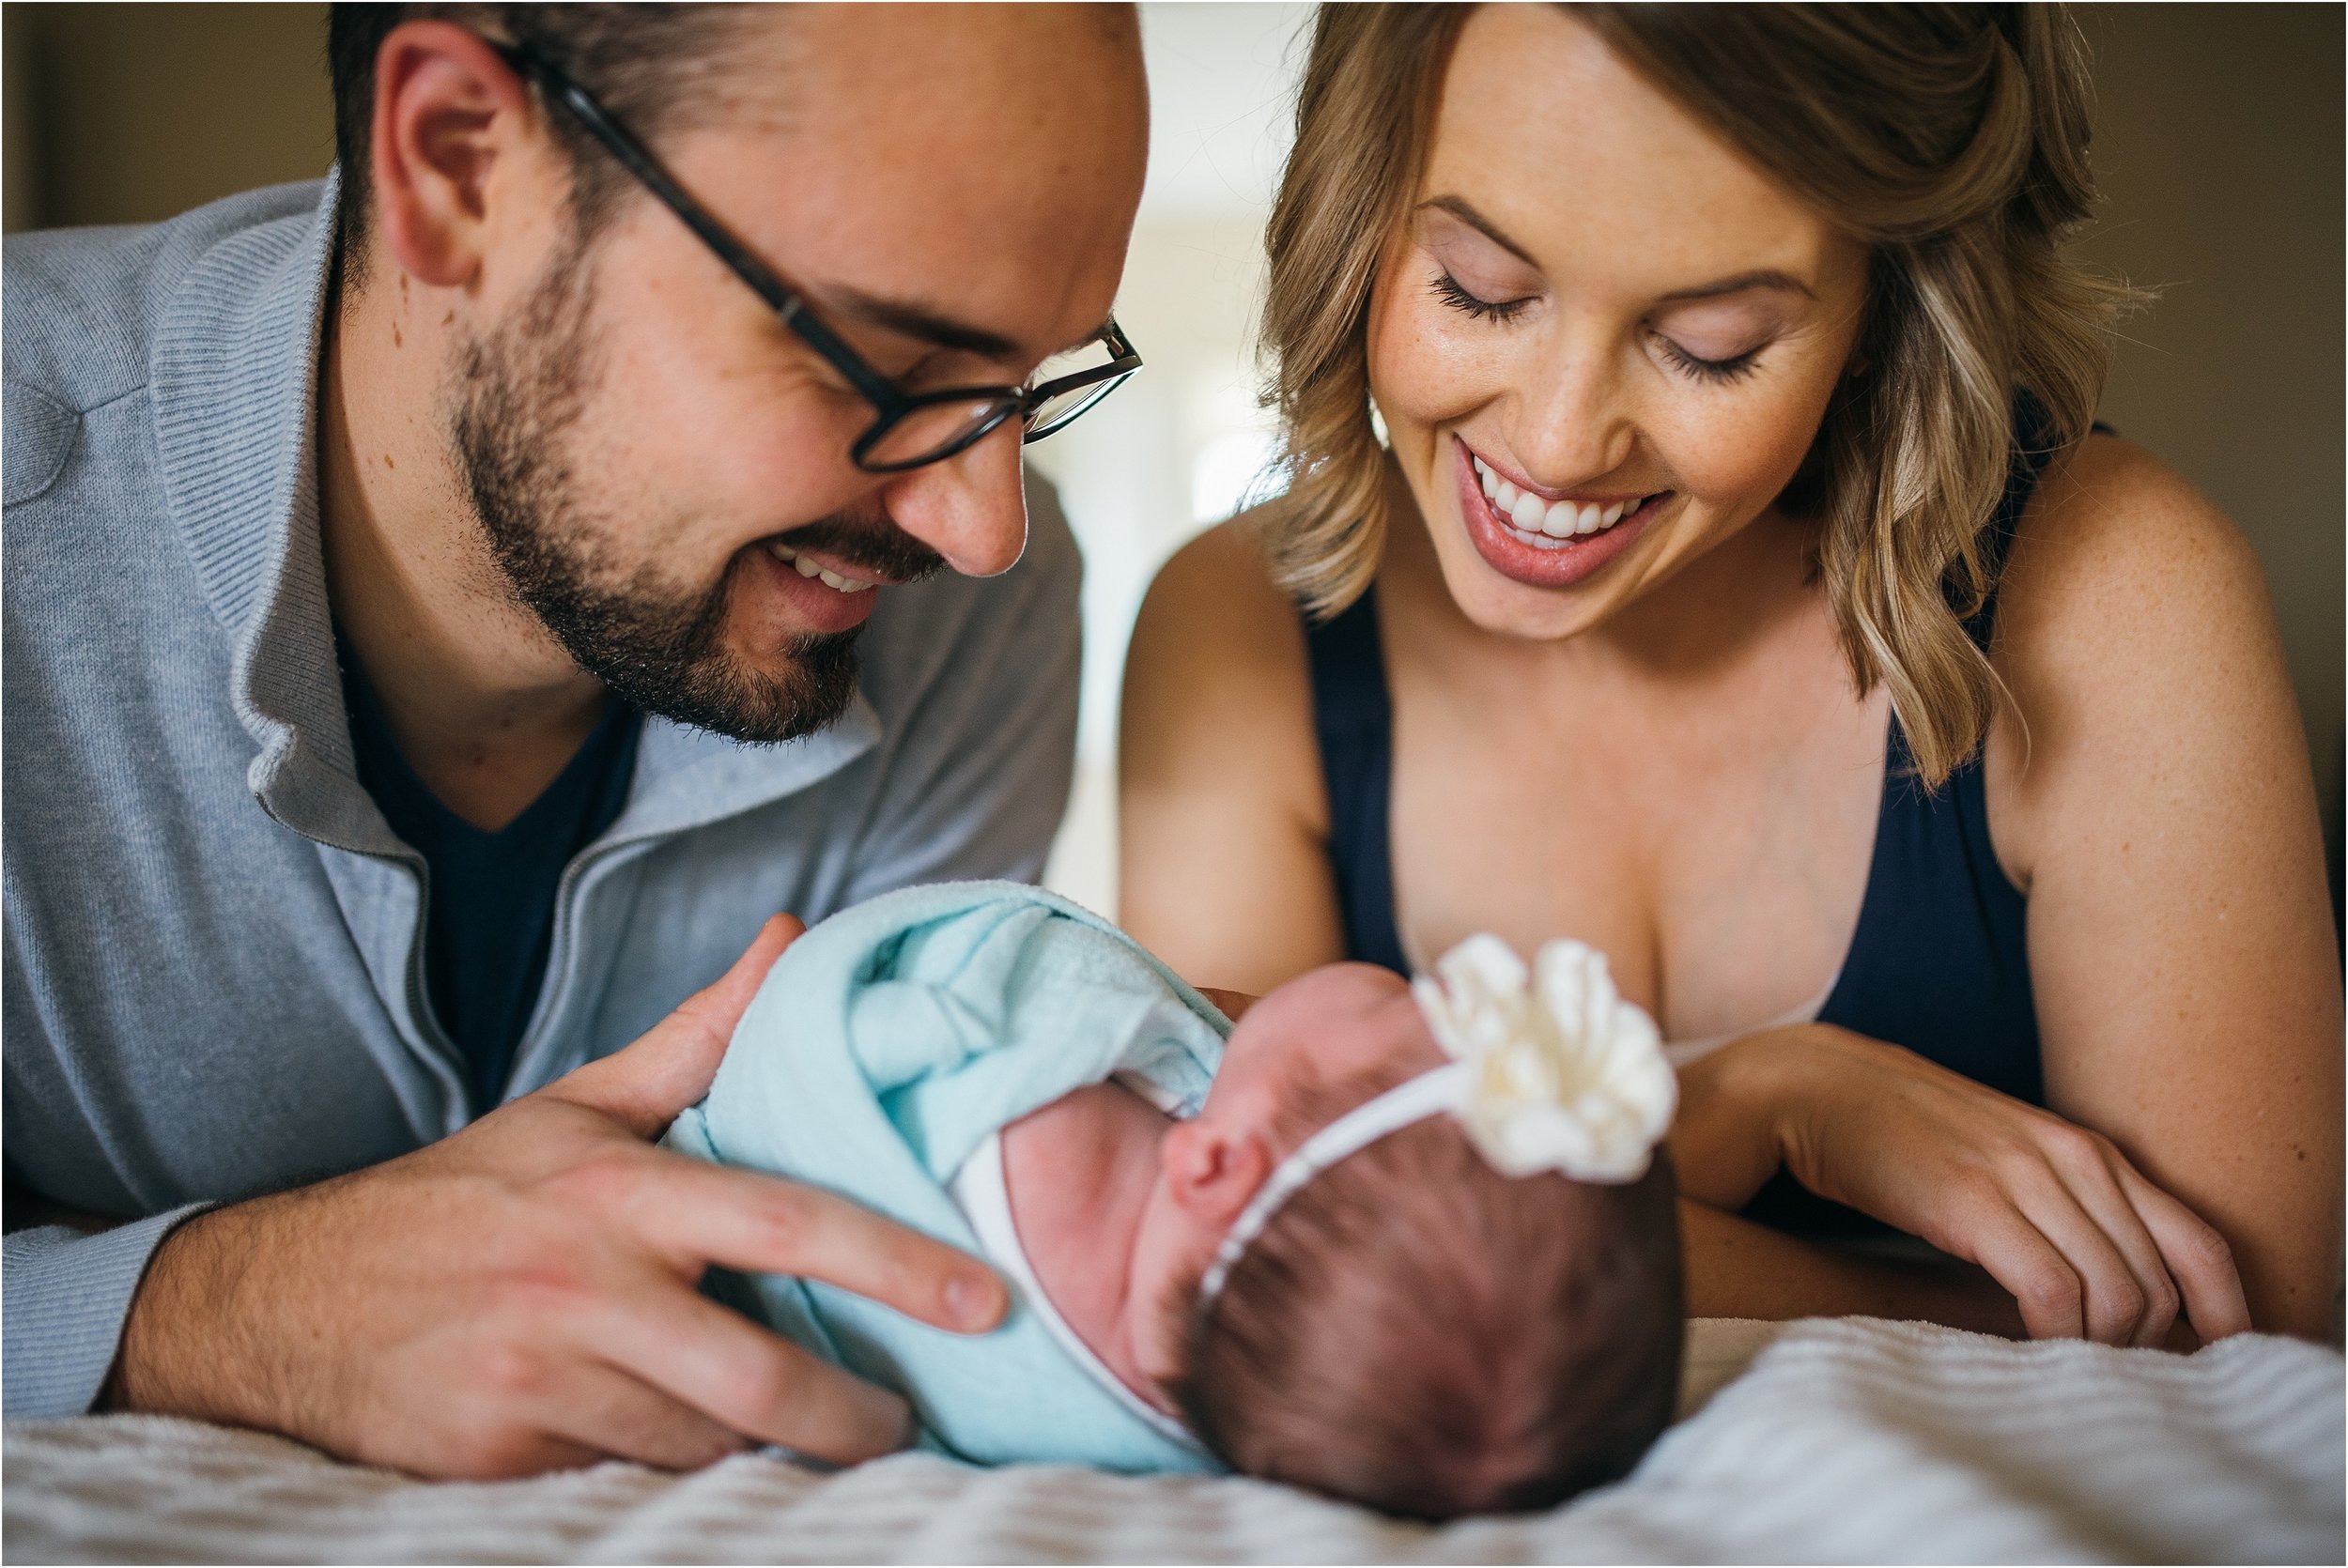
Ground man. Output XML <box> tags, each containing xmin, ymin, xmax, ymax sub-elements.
<box><xmin>2</xmin><ymin>4</ymin><xmax>1149</xmax><ymax>1477</ymax></box>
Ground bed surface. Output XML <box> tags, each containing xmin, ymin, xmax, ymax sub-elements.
<box><xmin>7</xmin><ymin>1315</ymin><xmax>2340</xmax><ymax>1564</ymax></box>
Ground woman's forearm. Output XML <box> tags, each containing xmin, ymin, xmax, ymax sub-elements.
<box><xmin>1671</xmin><ymin>1035</ymin><xmax>2025</xmax><ymax>1330</ymax></box>
<box><xmin>1667</xmin><ymin>1037</ymin><xmax>1797</xmax><ymax>1210</ymax></box>
<box><xmin>1679</xmin><ymin>1199</ymin><xmax>2024</xmax><ymax>1336</ymax></box>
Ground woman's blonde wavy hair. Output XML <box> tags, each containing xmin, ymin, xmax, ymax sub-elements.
<box><xmin>1259</xmin><ymin>3</ymin><xmax>2141</xmax><ymax>788</ymax></box>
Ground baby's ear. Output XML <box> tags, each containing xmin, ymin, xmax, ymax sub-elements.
<box><xmin>1162</xmin><ymin>1120</ymin><xmax>1272</xmax><ymax>1226</ymax></box>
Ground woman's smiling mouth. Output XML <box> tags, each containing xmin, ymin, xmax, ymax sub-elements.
<box><xmin>1471</xmin><ymin>451</ymin><xmax>1654</xmax><ymax>545</ymax></box>
<box><xmin>1452</xmin><ymin>437</ymin><xmax>1668</xmax><ymax>588</ymax></box>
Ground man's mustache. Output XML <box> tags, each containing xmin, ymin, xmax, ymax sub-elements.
<box><xmin>770</xmin><ymin>511</ymin><xmax>948</xmax><ymax>587</ymax></box>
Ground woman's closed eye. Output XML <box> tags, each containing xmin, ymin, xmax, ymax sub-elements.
<box><xmin>1651</xmin><ymin>331</ymin><xmax>1766</xmax><ymax>384</ymax></box>
<box><xmin>1645</xmin><ymin>295</ymin><xmax>1789</xmax><ymax>385</ymax></box>
<box><xmin>1431</xmin><ymin>266</ymin><xmax>1779</xmax><ymax>386</ymax></box>
<box><xmin>1430</xmin><ymin>268</ymin><xmax>1537</xmax><ymax>325</ymax></box>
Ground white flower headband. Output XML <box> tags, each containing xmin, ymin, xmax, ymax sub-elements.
<box><xmin>1197</xmin><ymin>935</ymin><xmax>1676</xmax><ymax>1310</ymax></box>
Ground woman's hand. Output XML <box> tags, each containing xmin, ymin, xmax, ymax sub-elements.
<box><xmin>1678</xmin><ymin>1023</ymin><xmax>2252</xmax><ymax>1348</ymax></box>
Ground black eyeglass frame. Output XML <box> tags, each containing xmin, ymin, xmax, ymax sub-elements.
<box><xmin>494</xmin><ymin>37</ymin><xmax>1142</xmax><ymax>473</ymax></box>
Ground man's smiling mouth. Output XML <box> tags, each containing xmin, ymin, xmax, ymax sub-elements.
<box><xmin>765</xmin><ymin>541</ymin><xmax>875</xmax><ymax>593</ymax></box>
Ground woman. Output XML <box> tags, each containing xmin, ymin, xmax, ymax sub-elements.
<box><xmin>1121</xmin><ymin>4</ymin><xmax>2340</xmax><ymax>1343</ymax></box>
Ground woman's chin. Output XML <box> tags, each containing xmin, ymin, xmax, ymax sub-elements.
<box><xmin>1431</xmin><ymin>541</ymin><xmax>1623</xmax><ymax>640</ymax></box>
<box><xmin>1411</xmin><ymin>507</ymin><xmax>1636</xmax><ymax>637</ymax></box>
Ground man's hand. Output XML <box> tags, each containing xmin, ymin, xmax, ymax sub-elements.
<box><xmin>107</xmin><ymin>915</ymin><xmax>1008</xmax><ymax>1478</ymax></box>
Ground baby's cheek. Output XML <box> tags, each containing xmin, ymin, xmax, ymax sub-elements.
<box><xmin>1124</xmin><ymin>1206</ymin><xmax>1214</xmax><ymax>1382</ymax></box>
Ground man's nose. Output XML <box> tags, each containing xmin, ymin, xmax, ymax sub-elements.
<box><xmin>879</xmin><ymin>420</ymin><xmax>1030</xmax><ymax>579</ymax></box>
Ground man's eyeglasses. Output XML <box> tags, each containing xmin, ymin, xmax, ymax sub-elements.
<box><xmin>494</xmin><ymin>37</ymin><xmax>1142</xmax><ymax>474</ymax></box>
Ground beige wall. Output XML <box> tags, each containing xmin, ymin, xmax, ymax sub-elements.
<box><xmin>3</xmin><ymin>4</ymin><xmax>333</xmax><ymax>233</ymax></box>
<box><xmin>2073</xmin><ymin>4</ymin><xmax>2343</xmax><ymax>881</ymax></box>
<box><xmin>8</xmin><ymin>2</ymin><xmax>2340</xmax><ymax>884</ymax></box>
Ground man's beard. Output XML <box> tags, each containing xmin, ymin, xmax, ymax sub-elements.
<box><xmin>448</xmin><ymin>243</ymin><xmax>942</xmax><ymax>746</ymax></box>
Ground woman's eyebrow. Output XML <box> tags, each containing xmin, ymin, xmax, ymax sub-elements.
<box><xmin>1421</xmin><ymin>195</ymin><xmax>1537</xmax><ymax>266</ymax></box>
<box><xmin>1424</xmin><ymin>197</ymin><xmax>1817</xmax><ymax>306</ymax></box>
<box><xmin>1422</xmin><ymin>196</ymin><xmax>1817</xmax><ymax>307</ymax></box>
<box><xmin>1655</xmin><ymin>271</ymin><xmax>1816</xmax><ymax>303</ymax></box>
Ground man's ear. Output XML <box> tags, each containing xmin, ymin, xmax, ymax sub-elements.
<box><xmin>1160</xmin><ymin>1119</ymin><xmax>1272</xmax><ymax>1230</ymax></box>
<box><xmin>368</xmin><ymin>21</ymin><xmax>544</xmax><ymax>289</ymax></box>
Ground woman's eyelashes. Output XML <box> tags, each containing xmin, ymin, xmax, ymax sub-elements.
<box><xmin>1651</xmin><ymin>331</ymin><xmax>1766</xmax><ymax>384</ymax></box>
<box><xmin>1431</xmin><ymin>269</ymin><xmax>1535</xmax><ymax>324</ymax></box>
<box><xmin>1431</xmin><ymin>267</ymin><xmax>1772</xmax><ymax>385</ymax></box>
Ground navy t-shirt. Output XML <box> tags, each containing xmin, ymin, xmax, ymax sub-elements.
<box><xmin>340</xmin><ymin>645</ymin><xmax>641</xmax><ymax>1111</ymax></box>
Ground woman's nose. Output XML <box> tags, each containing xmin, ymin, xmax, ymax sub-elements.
<box><xmin>1510</xmin><ymin>345</ymin><xmax>1637</xmax><ymax>486</ymax></box>
<box><xmin>880</xmin><ymin>420</ymin><xmax>1031</xmax><ymax>579</ymax></box>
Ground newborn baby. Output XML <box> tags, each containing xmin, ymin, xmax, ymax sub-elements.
<box><xmin>667</xmin><ymin>882</ymin><xmax>1683</xmax><ymax>1518</ymax></box>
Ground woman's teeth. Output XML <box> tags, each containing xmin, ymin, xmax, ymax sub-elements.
<box><xmin>765</xmin><ymin>542</ymin><xmax>873</xmax><ymax>593</ymax></box>
<box><xmin>1472</xmin><ymin>453</ymin><xmax>1639</xmax><ymax>541</ymax></box>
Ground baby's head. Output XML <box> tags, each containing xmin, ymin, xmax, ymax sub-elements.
<box><xmin>1128</xmin><ymin>962</ymin><xmax>1683</xmax><ymax>1519</ymax></box>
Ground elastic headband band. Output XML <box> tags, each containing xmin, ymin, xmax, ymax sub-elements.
<box><xmin>1195</xmin><ymin>1060</ymin><xmax>1472</xmax><ymax>1310</ymax></box>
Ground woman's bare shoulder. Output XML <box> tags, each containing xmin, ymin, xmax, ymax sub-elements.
<box><xmin>1987</xmin><ymin>447</ymin><xmax>2338</xmax><ymax>1340</ymax></box>
<box><xmin>1119</xmin><ymin>510</ymin><xmax>1349</xmax><ymax>986</ymax></box>
<box><xmin>2001</xmin><ymin>431</ymin><xmax>2272</xmax><ymax>644</ymax></box>
<box><xmin>1124</xmin><ymin>511</ymin><xmax>1318</xmax><ymax>736</ymax></box>
<box><xmin>1137</xmin><ymin>510</ymin><xmax>1307</xmax><ymax>655</ymax></box>
<box><xmin>1990</xmin><ymin>430</ymin><xmax>2298</xmax><ymax>862</ymax></box>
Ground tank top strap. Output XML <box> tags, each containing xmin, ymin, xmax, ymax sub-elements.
<box><xmin>1960</xmin><ymin>392</ymin><xmax>2113</xmax><ymax>653</ymax></box>
<box><xmin>1301</xmin><ymin>586</ymin><xmax>1412</xmax><ymax>976</ymax></box>
<box><xmin>1754</xmin><ymin>399</ymin><xmax>2074</xmax><ymax>1234</ymax></box>
<box><xmin>1809</xmin><ymin>392</ymin><xmax>2079</xmax><ymax>1118</ymax></box>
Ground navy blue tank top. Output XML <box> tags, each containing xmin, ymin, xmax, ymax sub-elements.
<box><xmin>1305</xmin><ymin>410</ymin><xmax>2082</xmax><ymax>1233</ymax></box>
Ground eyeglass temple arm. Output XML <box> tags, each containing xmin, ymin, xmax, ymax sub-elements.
<box><xmin>1017</xmin><ymin>319</ymin><xmax>1143</xmax><ymax>415</ymax></box>
<box><xmin>493</xmin><ymin>38</ymin><xmax>900</xmax><ymax>407</ymax></box>
<box><xmin>495</xmin><ymin>38</ymin><xmax>1136</xmax><ymax>415</ymax></box>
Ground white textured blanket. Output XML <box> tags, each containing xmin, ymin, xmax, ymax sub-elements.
<box><xmin>6</xmin><ymin>1317</ymin><xmax>2340</xmax><ymax>1564</ymax></box>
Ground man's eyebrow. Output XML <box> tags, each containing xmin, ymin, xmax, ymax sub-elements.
<box><xmin>1656</xmin><ymin>270</ymin><xmax>1817</xmax><ymax>303</ymax></box>
<box><xmin>1422</xmin><ymin>195</ymin><xmax>1537</xmax><ymax>267</ymax></box>
<box><xmin>827</xmin><ymin>286</ymin><xmax>1025</xmax><ymax>361</ymax></box>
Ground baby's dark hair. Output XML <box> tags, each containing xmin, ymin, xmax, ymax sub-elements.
<box><xmin>1166</xmin><ymin>1069</ymin><xmax>1684</xmax><ymax>1520</ymax></box>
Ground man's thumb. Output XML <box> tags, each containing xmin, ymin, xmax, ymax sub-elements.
<box><xmin>548</xmin><ymin>913</ymin><xmax>806</xmax><ymax>1136</ymax></box>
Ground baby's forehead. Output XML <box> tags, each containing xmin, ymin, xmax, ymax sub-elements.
<box><xmin>1233</xmin><ymin>964</ymin><xmax>1437</xmax><ymax>1075</ymax></box>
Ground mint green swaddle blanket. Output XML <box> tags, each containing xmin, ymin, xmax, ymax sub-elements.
<box><xmin>664</xmin><ymin>880</ymin><xmax>1230</xmax><ymax>1472</ymax></box>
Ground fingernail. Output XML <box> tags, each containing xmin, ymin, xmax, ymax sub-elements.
<box><xmin>946</xmin><ymin>1272</ymin><xmax>1004</xmax><ymax>1330</ymax></box>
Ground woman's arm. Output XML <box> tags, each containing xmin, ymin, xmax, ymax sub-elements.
<box><xmin>1986</xmin><ymin>436</ymin><xmax>2342</xmax><ymax>1339</ymax></box>
<box><xmin>1120</xmin><ymin>520</ymin><xmax>1351</xmax><ymax>992</ymax></box>
<box><xmin>1676</xmin><ymin>1022</ymin><xmax>2247</xmax><ymax>1344</ymax></box>
<box><xmin>1677</xmin><ymin>1201</ymin><xmax>2024</xmax><ymax>1335</ymax></box>
<box><xmin>1666</xmin><ymin>1051</ymin><xmax>2021</xmax><ymax>1331</ymax></box>
<box><xmin>1677</xmin><ymin>438</ymin><xmax>2331</xmax><ymax>1345</ymax></box>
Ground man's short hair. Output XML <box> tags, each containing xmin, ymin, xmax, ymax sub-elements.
<box><xmin>326</xmin><ymin>3</ymin><xmax>750</xmax><ymax>277</ymax></box>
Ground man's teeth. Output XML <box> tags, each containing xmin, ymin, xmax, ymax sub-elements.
<box><xmin>1473</xmin><ymin>453</ymin><xmax>1638</xmax><ymax>538</ymax></box>
<box><xmin>765</xmin><ymin>542</ymin><xmax>873</xmax><ymax>593</ymax></box>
